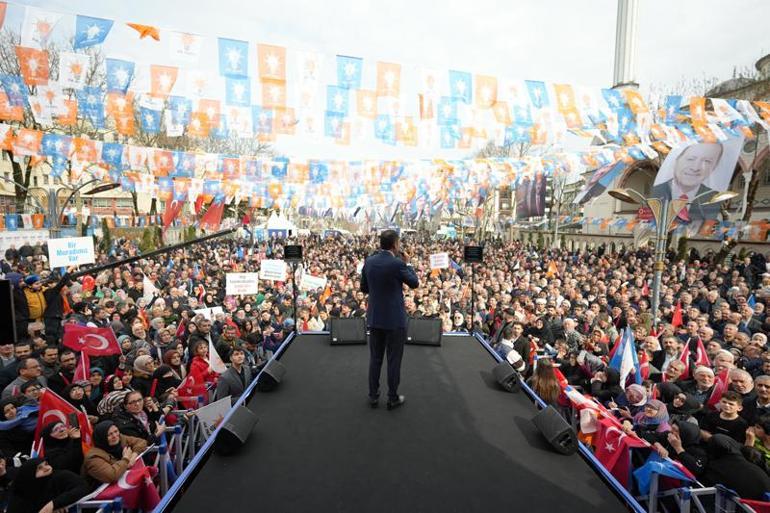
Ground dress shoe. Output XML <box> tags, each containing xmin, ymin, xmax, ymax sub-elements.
<box><xmin>368</xmin><ymin>397</ymin><xmax>379</xmax><ymax>408</ymax></box>
<box><xmin>387</xmin><ymin>395</ymin><xmax>405</xmax><ymax>410</ymax></box>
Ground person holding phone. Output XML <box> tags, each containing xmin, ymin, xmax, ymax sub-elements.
<box><xmin>360</xmin><ymin>230</ymin><xmax>419</xmax><ymax>410</ymax></box>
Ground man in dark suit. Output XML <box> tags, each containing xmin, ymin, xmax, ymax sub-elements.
<box><xmin>214</xmin><ymin>347</ymin><xmax>254</xmax><ymax>404</ymax></box>
<box><xmin>360</xmin><ymin>230</ymin><xmax>419</xmax><ymax>410</ymax></box>
<box><xmin>650</xmin><ymin>142</ymin><xmax>724</xmax><ymax>221</ymax></box>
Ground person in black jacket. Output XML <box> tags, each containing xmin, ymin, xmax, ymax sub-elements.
<box><xmin>6</xmin><ymin>457</ymin><xmax>90</xmax><ymax>513</ymax></box>
<box><xmin>111</xmin><ymin>390</ymin><xmax>166</xmax><ymax>444</ymax></box>
<box><xmin>38</xmin><ymin>421</ymin><xmax>83</xmax><ymax>474</ymax></box>
<box><xmin>665</xmin><ymin>420</ymin><xmax>708</xmax><ymax>477</ymax></box>
<box><xmin>701</xmin><ymin>434</ymin><xmax>770</xmax><ymax>500</ymax></box>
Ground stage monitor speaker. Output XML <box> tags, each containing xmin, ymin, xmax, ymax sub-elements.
<box><xmin>330</xmin><ymin>317</ymin><xmax>367</xmax><ymax>345</ymax></box>
<box><xmin>214</xmin><ymin>405</ymin><xmax>259</xmax><ymax>455</ymax></box>
<box><xmin>463</xmin><ymin>245</ymin><xmax>483</xmax><ymax>264</ymax></box>
<box><xmin>0</xmin><ymin>280</ymin><xmax>16</xmax><ymax>345</ymax></box>
<box><xmin>256</xmin><ymin>359</ymin><xmax>286</xmax><ymax>392</ymax></box>
<box><xmin>532</xmin><ymin>405</ymin><xmax>578</xmax><ymax>455</ymax></box>
<box><xmin>492</xmin><ymin>361</ymin><xmax>519</xmax><ymax>392</ymax></box>
<box><xmin>406</xmin><ymin>317</ymin><xmax>442</xmax><ymax>346</ymax></box>
<box><xmin>284</xmin><ymin>245</ymin><xmax>303</xmax><ymax>262</ymax></box>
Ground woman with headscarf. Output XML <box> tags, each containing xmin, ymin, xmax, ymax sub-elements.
<box><xmin>83</xmin><ymin>420</ymin><xmax>147</xmax><ymax>486</ymax></box>
<box><xmin>611</xmin><ymin>383</ymin><xmax>647</xmax><ymax>421</ymax></box>
<box><xmin>97</xmin><ymin>374</ymin><xmax>131</xmax><ymax>419</ymax></box>
<box><xmin>664</xmin><ymin>420</ymin><xmax>709</xmax><ymax>477</ymax></box>
<box><xmin>0</xmin><ymin>398</ymin><xmax>37</xmax><ymax>457</ymax></box>
<box><xmin>38</xmin><ymin>421</ymin><xmax>82</xmax><ymax>474</ymax></box>
<box><xmin>130</xmin><ymin>355</ymin><xmax>156</xmax><ymax>397</ymax></box>
<box><xmin>7</xmin><ymin>457</ymin><xmax>90</xmax><ymax>513</ymax></box>
<box><xmin>667</xmin><ymin>392</ymin><xmax>702</xmax><ymax>425</ymax></box>
<box><xmin>589</xmin><ymin>368</ymin><xmax>624</xmax><ymax>405</ymax></box>
<box><xmin>622</xmin><ymin>399</ymin><xmax>671</xmax><ymax>444</ymax></box>
<box><xmin>150</xmin><ymin>365</ymin><xmax>181</xmax><ymax>403</ymax></box>
<box><xmin>163</xmin><ymin>349</ymin><xmax>187</xmax><ymax>381</ymax></box>
<box><xmin>701</xmin><ymin>434</ymin><xmax>770</xmax><ymax>500</ymax></box>
<box><xmin>62</xmin><ymin>383</ymin><xmax>97</xmax><ymax>420</ymax></box>
<box><xmin>111</xmin><ymin>390</ymin><xmax>166</xmax><ymax>444</ymax></box>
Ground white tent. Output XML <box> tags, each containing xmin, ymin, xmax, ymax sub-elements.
<box><xmin>260</xmin><ymin>212</ymin><xmax>297</xmax><ymax>237</ymax></box>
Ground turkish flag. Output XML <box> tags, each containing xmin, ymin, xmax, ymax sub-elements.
<box><xmin>706</xmin><ymin>369</ymin><xmax>729</xmax><ymax>411</ymax></box>
<box><xmin>177</xmin><ymin>372</ymin><xmax>207</xmax><ymax>409</ymax></box>
<box><xmin>73</xmin><ymin>351</ymin><xmax>90</xmax><ymax>383</ymax></box>
<box><xmin>62</xmin><ymin>325</ymin><xmax>121</xmax><ymax>356</ymax></box>
<box><xmin>34</xmin><ymin>389</ymin><xmax>92</xmax><ymax>456</ymax></box>
<box><xmin>94</xmin><ymin>458</ymin><xmax>161</xmax><ymax>511</ymax></box>
<box><xmin>671</xmin><ymin>301</ymin><xmax>683</xmax><ymax>328</ymax></box>
<box><xmin>199</xmin><ymin>200</ymin><xmax>225</xmax><ymax>230</ymax></box>
<box><xmin>162</xmin><ymin>197</ymin><xmax>184</xmax><ymax>230</ymax></box>
<box><xmin>593</xmin><ymin>416</ymin><xmax>646</xmax><ymax>489</ymax></box>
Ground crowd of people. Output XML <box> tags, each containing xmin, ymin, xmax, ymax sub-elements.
<box><xmin>0</xmin><ymin>230</ymin><xmax>769</xmax><ymax>510</ymax></box>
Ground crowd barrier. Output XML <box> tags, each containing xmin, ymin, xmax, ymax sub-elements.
<box><xmin>70</xmin><ymin>330</ymin><xmax>768</xmax><ymax>513</ymax></box>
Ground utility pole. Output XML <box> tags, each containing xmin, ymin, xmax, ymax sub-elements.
<box><xmin>612</xmin><ymin>0</ymin><xmax>640</xmax><ymax>89</ymax></box>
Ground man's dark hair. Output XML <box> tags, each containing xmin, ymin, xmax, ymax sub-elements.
<box><xmin>379</xmin><ymin>230</ymin><xmax>399</xmax><ymax>251</ymax></box>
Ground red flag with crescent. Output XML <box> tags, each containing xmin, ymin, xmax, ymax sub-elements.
<box><xmin>62</xmin><ymin>325</ymin><xmax>121</xmax><ymax>356</ymax></box>
<box><xmin>162</xmin><ymin>197</ymin><xmax>184</xmax><ymax>230</ymax></box>
<box><xmin>34</xmin><ymin>389</ymin><xmax>92</xmax><ymax>456</ymax></box>
<box><xmin>94</xmin><ymin>458</ymin><xmax>161</xmax><ymax>511</ymax></box>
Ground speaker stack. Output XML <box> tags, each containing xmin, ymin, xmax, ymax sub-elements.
<box><xmin>532</xmin><ymin>406</ymin><xmax>578</xmax><ymax>455</ymax></box>
<box><xmin>214</xmin><ymin>406</ymin><xmax>259</xmax><ymax>455</ymax></box>
<box><xmin>405</xmin><ymin>317</ymin><xmax>442</xmax><ymax>346</ymax></box>
<box><xmin>256</xmin><ymin>359</ymin><xmax>286</xmax><ymax>392</ymax></box>
<box><xmin>329</xmin><ymin>317</ymin><xmax>367</xmax><ymax>345</ymax></box>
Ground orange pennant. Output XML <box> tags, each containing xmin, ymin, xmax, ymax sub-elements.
<box><xmin>356</xmin><ymin>90</ymin><xmax>378</xmax><ymax>119</ymax></box>
<box><xmin>474</xmin><ymin>75</ymin><xmax>497</xmax><ymax>109</ymax></box>
<box><xmin>197</xmin><ymin>99</ymin><xmax>220</xmax><ymax>126</ymax></box>
<box><xmin>187</xmin><ymin>112</ymin><xmax>210</xmax><ymax>138</ymax></box>
<box><xmin>150</xmin><ymin>65</ymin><xmax>178</xmax><ymax>98</ymax></box>
<box><xmin>152</xmin><ymin>149</ymin><xmax>173</xmax><ymax>176</ymax></box>
<box><xmin>273</xmin><ymin>107</ymin><xmax>297</xmax><ymax>135</ymax></box>
<box><xmin>261</xmin><ymin>79</ymin><xmax>286</xmax><ymax>108</ymax></box>
<box><xmin>376</xmin><ymin>62</ymin><xmax>401</xmax><ymax>97</ymax></box>
<box><xmin>258</xmin><ymin>44</ymin><xmax>286</xmax><ymax>81</ymax></box>
<box><xmin>553</xmin><ymin>84</ymin><xmax>577</xmax><ymax>114</ymax></box>
<box><xmin>127</xmin><ymin>23</ymin><xmax>160</xmax><ymax>41</ymax></box>
<box><xmin>15</xmin><ymin>46</ymin><xmax>49</xmax><ymax>86</ymax></box>
<box><xmin>13</xmin><ymin>129</ymin><xmax>42</xmax><ymax>155</ymax></box>
<box><xmin>689</xmin><ymin>97</ymin><xmax>706</xmax><ymax>123</ymax></box>
<box><xmin>73</xmin><ymin>137</ymin><xmax>97</xmax><ymax>162</ymax></box>
<box><xmin>0</xmin><ymin>92</ymin><xmax>23</xmax><ymax>122</ymax></box>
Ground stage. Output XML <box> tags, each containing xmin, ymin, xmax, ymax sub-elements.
<box><xmin>170</xmin><ymin>334</ymin><xmax>626</xmax><ymax>512</ymax></box>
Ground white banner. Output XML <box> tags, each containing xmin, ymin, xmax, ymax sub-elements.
<box><xmin>193</xmin><ymin>306</ymin><xmax>224</xmax><ymax>321</ymax></box>
<box><xmin>299</xmin><ymin>272</ymin><xmax>327</xmax><ymax>292</ymax></box>
<box><xmin>0</xmin><ymin>230</ymin><xmax>48</xmax><ymax>254</ymax></box>
<box><xmin>259</xmin><ymin>259</ymin><xmax>287</xmax><ymax>281</ymax></box>
<box><xmin>226</xmin><ymin>272</ymin><xmax>259</xmax><ymax>295</ymax></box>
<box><xmin>142</xmin><ymin>276</ymin><xmax>157</xmax><ymax>304</ymax></box>
<box><xmin>48</xmin><ymin>236</ymin><xmax>95</xmax><ymax>268</ymax></box>
<box><xmin>194</xmin><ymin>396</ymin><xmax>232</xmax><ymax>438</ymax></box>
<box><xmin>429</xmin><ymin>252</ymin><xmax>449</xmax><ymax>269</ymax></box>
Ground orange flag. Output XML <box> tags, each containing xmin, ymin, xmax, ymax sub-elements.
<box><xmin>356</xmin><ymin>90</ymin><xmax>377</xmax><ymax>119</ymax></box>
<box><xmin>15</xmin><ymin>46</ymin><xmax>49</xmax><ymax>85</ymax></box>
<box><xmin>152</xmin><ymin>149</ymin><xmax>173</xmax><ymax>176</ymax></box>
<box><xmin>258</xmin><ymin>44</ymin><xmax>286</xmax><ymax>81</ymax></box>
<box><xmin>474</xmin><ymin>75</ymin><xmax>497</xmax><ymax>108</ymax></box>
<box><xmin>545</xmin><ymin>260</ymin><xmax>559</xmax><ymax>279</ymax></box>
<box><xmin>13</xmin><ymin>128</ymin><xmax>42</xmax><ymax>155</ymax></box>
<box><xmin>376</xmin><ymin>62</ymin><xmax>401</xmax><ymax>97</ymax></box>
<box><xmin>187</xmin><ymin>113</ymin><xmax>210</xmax><ymax>138</ymax></box>
<box><xmin>73</xmin><ymin>137</ymin><xmax>98</xmax><ymax>162</ymax></box>
<box><xmin>197</xmin><ymin>99</ymin><xmax>220</xmax><ymax>125</ymax></box>
<box><xmin>127</xmin><ymin>23</ymin><xmax>160</xmax><ymax>40</ymax></box>
<box><xmin>261</xmin><ymin>79</ymin><xmax>286</xmax><ymax>108</ymax></box>
<box><xmin>150</xmin><ymin>65</ymin><xmax>178</xmax><ymax>98</ymax></box>
<box><xmin>273</xmin><ymin>107</ymin><xmax>297</xmax><ymax>135</ymax></box>
<box><xmin>54</xmin><ymin>99</ymin><xmax>77</xmax><ymax>126</ymax></box>
<box><xmin>0</xmin><ymin>92</ymin><xmax>23</xmax><ymax>122</ymax></box>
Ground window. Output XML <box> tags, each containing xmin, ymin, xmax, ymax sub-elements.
<box><xmin>43</xmin><ymin>175</ymin><xmax>49</xmax><ymax>185</ymax></box>
<box><xmin>762</xmin><ymin>161</ymin><xmax>770</xmax><ymax>186</ymax></box>
<box><xmin>32</xmin><ymin>176</ymin><xmax>38</xmax><ymax>187</ymax></box>
<box><xmin>54</xmin><ymin>177</ymin><xmax>61</xmax><ymax>185</ymax></box>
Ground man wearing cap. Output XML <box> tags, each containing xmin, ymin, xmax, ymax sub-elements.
<box><xmin>12</xmin><ymin>275</ymin><xmax>47</xmax><ymax>341</ymax></box>
<box><xmin>360</xmin><ymin>230</ymin><xmax>419</xmax><ymax>410</ymax></box>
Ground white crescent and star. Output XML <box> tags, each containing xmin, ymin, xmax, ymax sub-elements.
<box><xmin>81</xmin><ymin>334</ymin><xmax>110</xmax><ymax>351</ymax></box>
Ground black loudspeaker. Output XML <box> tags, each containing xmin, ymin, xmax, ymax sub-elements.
<box><xmin>214</xmin><ymin>405</ymin><xmax>259</xmax><ymax>455</ymax></box>
<box><xmin>532</xmin><ymin>405</ymin><xmax>578</xmax><ymax>455</ymax></box>
<box><xmin>256</xmin><ymin>359</ymin><xmax>286</xmax><ymax>392</ymax></box>
<box><xmin>330</xmin><ymin>317</ymin><xmax>367</xmax><ymax>345</ymax></box>
<box><xmin>284</xmin><ymin>245</ymin><xmax>303</xmax><ymax>262</ymax></box>
<box><xmin>0</xmin><ymin>281</ymin><xmax>16</xmax><ymax>345</ymax></box>
<box><xmin>406</xmin><ymin>317</ymin><xmax>442</xmax><ymax>346</ymax></box>
<box><xmin>463</xmin><ymin>245</ymin><xmax>483</xmax><ymax>263</ymax></box>
<box><xmin>492</xmin><ymin>361</ymin><xmax>519</xmax><ymax>392</ymax></box>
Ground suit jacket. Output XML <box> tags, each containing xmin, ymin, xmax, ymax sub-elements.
<box><xmin>215</xmin><ymin>365</ymin><xmax>253</xmax><ymax>403</ymax></box>
<box><xmin>360</xmin><ymin>250</ymin><xmax>419</xmax><ymax>329</ymax></box>
<box><xmin>649</xmin><ymin>181</ymin><xmax>720</xmax><ymax>221</ymax></box>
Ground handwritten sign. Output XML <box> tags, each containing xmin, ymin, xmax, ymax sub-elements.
<box><xmin>299</xmin><ymin>272</ymin><xmax>327</xmax><ymax>292</ymax></box>
<box><xmin>429</xmin><ymin>252</ymin><xmax>449</xmax><ymax>269</ymax></box>
<box><xmin>226</xmin><ymin>272</ymin><xmax>259</xmax><ymax>295</ymax></box>
<box><xmin>259</xmin><ymin>259</ymin><xmax>287</xmax><ymax>281</ymax></box>
<box><xmin>48</xmin><ymin>236</ymin><xmax>95</xmax><ymax>268</ymax></box>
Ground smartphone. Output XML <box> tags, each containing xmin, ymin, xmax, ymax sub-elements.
<box><xmin>67</xmin><ymin>412</ymin><xmax>79</xmax><ymax>429</ymax></box>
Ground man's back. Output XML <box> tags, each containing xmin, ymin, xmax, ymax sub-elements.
<box><xmin>361</xmin><ymin>251</ymin><xmax>418</xmax><ymax>330</ymax></box>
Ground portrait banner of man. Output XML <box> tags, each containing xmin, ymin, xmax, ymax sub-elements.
<box><xmin>650</xmin><ymin>136</ymin><xmax>743</xmax><ymax>222</ymax></box>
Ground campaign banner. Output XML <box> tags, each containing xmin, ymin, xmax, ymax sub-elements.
<box><xmin>194</xmin><ymin>396</ymin><xmax>232</xmax><ymax>438</ymax></box>
<box><xmin>259</xmin><ymin>259</ymin><xmax>287</xmax><ymax>281</ymax></box>
<box><xmin>226</xmin><ymin>272</ymin><xmax>259</xmax><ymax>295</ymax></box>
<box><xmin>48</xmin><ymin>236</ymin><xmax>95</xmax><ymax>268</ymax></box>
<box><xmin>299</xmin><ymin>272</ymin><xmax>327</xmax><ymax>292</ymax></box>
<box><xmin>0</xmin><ymin>229</ymin><xmax>48</xmax><ymax>253</ymax></box>
<box><xmin>429</xmin><ymin>252</ymin><xmax>449</xmax><ymax>269</ymax></box>
<box><xmin>193</xmin><ymin>306</ymin><xmax>224</xmax><ymax>320</ymax></box>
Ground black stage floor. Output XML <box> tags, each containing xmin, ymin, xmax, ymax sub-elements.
<box><xmin>173</xmin><ymin>334</ymin><xmax>625</xmax><ymax>513</ymax></box>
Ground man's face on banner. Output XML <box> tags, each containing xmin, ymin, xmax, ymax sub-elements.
<box><xmin>673</xmin><ymin>143</ymin><xmax>722</xmax><ymax>190</ymax></box>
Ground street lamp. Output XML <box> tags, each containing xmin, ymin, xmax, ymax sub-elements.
<box><xmin>608</xmin><ymin>187</ymin><xmax>738</xmax><ymax>327</ymax></box>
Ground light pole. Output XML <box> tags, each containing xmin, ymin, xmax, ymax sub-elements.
<box><xmin>608</xmin><ymin>188</ymin><xmax>737</xmax><ymax>328</ymax></box>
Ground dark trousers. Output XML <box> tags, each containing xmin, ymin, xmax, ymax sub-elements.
<box><xmin>368</xmin><ymin>327</ymin><xmax>405</xmax><ymax>401</ymax></box>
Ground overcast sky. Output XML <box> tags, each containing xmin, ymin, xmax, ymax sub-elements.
<box><xmin>9</xmin><ymin>0</ymin><xmax>770</xmax><ymax>159</ymax></box>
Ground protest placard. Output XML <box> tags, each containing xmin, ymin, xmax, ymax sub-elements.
<box><xmin>225</xmin><ymin>272</ymin><xmax>259</xmax><ymax>295</ymax></box>
<box><xmin>194</xmin><ymin>396</ymin><xmax>232</xmax><ymax>438</ymax></box>
<box><xmin>48</xmin><ymin>236</ymin><xmax>95</xmax><ymax>268</ymax></box>
<box><xmin>259</xmin><ymin>259</ymin><xmax>287</xmax><ymax>281</ymax></box>
<box><xmin>299</xmin><ymin>272</ymin><xmax>328</xmax><ymax>292</ymax></box>
<box><xmin>429</xmin><ymin>252</ymin><xmax>450</xmax><ymax>269</ymax></box>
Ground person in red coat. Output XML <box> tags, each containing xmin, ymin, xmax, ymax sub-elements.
<box><xmin>188</xmin><ymin>339</ymin><xmax>218</xmax><ymax>387</ymax></box>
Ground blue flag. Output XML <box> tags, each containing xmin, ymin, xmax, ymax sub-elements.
<box><xmin>252</xmin><ymin>106</ymin><xmax>273</xmax><ymax>134</ymax></box>
<box><xmin>41</xmin><ymin>134</ymin><xmax>72</xmax><ymax>158</ymax></box>
<box><xmin>5</xmin><ymin>214</ymin><xmax>18</xmax><ymax>231</ymax></box>
<box><xmin>324</xmin><ymin>111</ymin><xmax>344</xmax><ymax>138</ymax></box>
<box><xmin>525</xmin><ymin>80</ymin><xmax>549</xmax><ymax>108</ymax></box>
<box><xmin>336</xmin><ymin>55</ymin><xmax>363</xmax><ymax>89</ymax></box>
<box><xmin>308</xmin><ymin>160</ymin><xmax>328</xmax><ymax>184</ymax></box>
<box><xmin>633</xmin><ymin>453</ymin><xmax>694</xmax><ymax>495</ymax></box>
<box><xmin>609</xmin><ymin>327</ymin><xmax>642</xmax><ymax>387</ymax></box>
<box><xmin>1</xmin><ymin>75</ymin><xmax>27</xmax><ymax>107</ymax></box>
<box><xmin>748</xmin><ymin>294</ymin><xmax>756</xmax><ymax>307</ymax></box>
<box><xmin>106</xmin><ymin>58</ymin><xmax>134</xmax><ymax>93</ymax></box>
<box><xmin>225</xmin><ymin>77</ymin><xmax>251</xmax><ymax>107</ymax></box>
<box><xmin>77</xmin><ymin>87</ymin><xmax>105</xmax><ymax>128</ymax></box>
<box><xmin>374</xmin><ymin>114</ymin><xmax>394</xmax><ymax>143</ymax></box>
<box><xmin>101</xmin><ymin>142</ymin><xmax>123</xmax><ymax>169</ymax></box>
<box><xmin>140</xmin><ymin>107</ymin><xmax>162</xmax><ymax>134</ymax></box>
<box><xmin>74</xmin><ymin>15</ymin><xmax>114</xmax><ymax>49</ymax></box>
<box><xmin>448</xmin><ymin>70</ymin><xmax>472</xmax><ymax>104</ymax></box>
<box><xmin>437</xmin><ymin>97</ymin><xmax>458</xmax><ymax>126</ymax></box>
<box><xmin>168</xmin><ymin>96</ymin><xmax>192</xmax><ymax>127</ymax></box>
<box><xmin>218</xmin><ymin>38</ymin><xmax>249</xmax><ymax>78</ymax></box>
<box><xmin>326</xmin><ymin>85</ymin><xmax>349</xmax><ymax>115</ymax></box>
